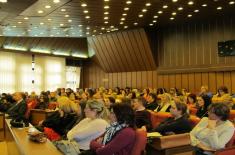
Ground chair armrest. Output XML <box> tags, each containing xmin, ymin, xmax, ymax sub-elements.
<box><xmin>214</xmin><ymin>146</ymin><xmax>235</xmax><ymax>155</ymax></box>
<box><xmin>150</xmin><ymin>133</ymin><xmax>191</xmax><ymax>150</ymax></box>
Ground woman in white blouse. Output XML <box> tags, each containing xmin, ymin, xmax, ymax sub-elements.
<box><xmin>190</xmin><ymin>103</ymin><xmax>234</xmax><ymax>155</ymax></box>
<box><xmin>67</xmin><ymin>100</ymin><xmax>109</xmax><ymax>151</ymax></box>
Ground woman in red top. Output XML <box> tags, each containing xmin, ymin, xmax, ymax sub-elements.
<box><xmin>90</xmin><ymin>103</ymin><xmax>136</xmax><ymax>155</ymax></box>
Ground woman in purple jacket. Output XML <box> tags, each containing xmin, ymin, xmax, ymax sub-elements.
<box><xmin>90</xmin><ymin>103</ymin><xmax>136</xmax><ymax>155</ymax></box>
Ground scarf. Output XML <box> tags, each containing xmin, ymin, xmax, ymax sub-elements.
<box><xmin>102</xmin><ymin>122</ymin><xmax>128</xmax><ymax>145</ymax></box>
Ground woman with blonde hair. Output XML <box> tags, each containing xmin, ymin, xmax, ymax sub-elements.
<box><xmin>37</xmin><ymin>96</ymin><xmax>80</xmax><ymax>138</ymax></box>
<box><xmin>67</xmin><ymin>99</ymin><xmax>109</xmax><ymax>151</ymax></box>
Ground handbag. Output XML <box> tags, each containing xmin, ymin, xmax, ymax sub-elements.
<box><xmin>53</xmin><ymin>140</ymin><xmax>80</xmax><ymax>155</ymax></box>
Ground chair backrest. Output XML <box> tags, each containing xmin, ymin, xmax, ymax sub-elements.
<box><xmin>229</xmin><ymin>110</ymin><xmax>235</xmax><ymax>123</ymax></box>
<box><xmin>150</xmin><ymin>111</ymin><xmax>172</xmax><ymax>128</ymax></box>
<box><xmin>189</xmin><ymin>115</ymin><xmax>201</xmax><ymax>127</ymax></box>
<box><xmin>131</xmin><ymin>129</ymin><xmax>147</xmax><ymax>155</ymax></box>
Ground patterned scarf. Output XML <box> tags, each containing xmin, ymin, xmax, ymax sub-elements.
<box><xmin>102</xmin><ymin>122</ymin><xmax>128</xmax><ymax>145</ymax></box>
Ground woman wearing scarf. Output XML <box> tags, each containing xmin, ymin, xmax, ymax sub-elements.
<box><xmin>90</xmin><ymin>103</ymin><xmax>136</xmax><ymax>155</ymax></box>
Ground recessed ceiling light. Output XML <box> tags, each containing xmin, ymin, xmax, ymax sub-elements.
<box><xmin>142</xmin><ymin>9</ymin><xmax>147</xmax><ymax>12</ymax></box>
<box><xmin>68</xmin><ymin>19</ymin><xmax>72</xmax><ymax>22</ymax></box>
<box><xmin>229</xmin><ymin>1</ymin><xmax>235</xmax><ymax>5</ymax></box>
<box><xmin>138</xmin><ymin>14</ymin><xmax>143</xmax><ymax>17</ymax></box>
<box><xmin>194</xmin><ymin>9</ymin><xmax>199</xmax><ymax>12</ymax></box>
<box><xmin>38</xmin><ymin>10</ymin><xmax>44</xmax><ymax>14</ymax></box>
<box><xmin>86</xmin><ymin>32</ymin><xmax>90</xmax><ymax>35</ymax></box>
<box><xmin>45</xmin><ymin>5</ymin><xmax>51</xmax><ymax>9</ymax></box>
<box><xmin>172</xmin><ymin>0</ymin><xmax>178</xmax><ymax>2</ymax></box>
<box><xmin>153</xmin><ymin>15</ymin><xmax>158</xmax><ymax>18</ymax></box>
<box><xmin>163</xmin><ymin>5</ymin><xmax>168</xmax><ymax>9</ymax></box>
<box><xmin>24</xmin><ymin>17</ymin><xmax>29</xmax><ymax>20</ymax></box>
<box><xmin>104</xmin><ymin>5</ymin><xmax>109</xmax><ymax>9</ymax></box>
<box><xmin>47</xmin><ymin>18</ymin><xmax>52</xmax><ymax>21</ymax></box>
<box><xmin>122</xmin><ymin>13</ymin><xmax>127</xmax><ymax>16</ymax></box>
<box><xmin>121</xmin><ymin>18</ymin><xmax>125</xmax><ymax>21</ymax></box>
<box><xmin>188</xmin><ymin>1</ymin><xmax>194</xmax><ymax>5</ymax></box>
<box><xmin>158</xmin><ymin>11</ymin><xmax>163</xmax><ymax>14</ymax></box>
<box><xmin>188</xmin><ymin>14</ymin><xmax>192</xmax><ymax>17</ymax></box>
<box><xmin>79</xmin><ymin>25</ymin><xmax>83</xmax><ymax>27</ymax></box>
<box><xmin>170</xmin><ymin>17</ymin><xmax>175</xmax><ymax>20</ymax></box>
<box><xmin>124</xmin><ymin>26</ymin><xmax>128</xmax><ymax>29</ymax></box>
<box><xmin>202</xmin><ymin>4</ymin><xmax>207</xmax><ymax>7</ymax></box>
<box><xmin>172</xmin><ymin>12</ymin><xmax>177</xmax><ymax>15</ymax></box>
<box><xmin>124</xmin><ymin>7</ymin><xmax>129</xmax><ymax>11</ymax></box>
<box><xmin>153</xmin><ymin>20</ymin><xmax>157</xmax><ymax>23</ymax></box>
<box><xmin>83</xmin><ymin>10</ymin><xmax>88</xmax><ymax>13</ymax></box>
<box><xmin>40</xmin><ymin>22</ymin><xmax>44</xmax><ymax>25</ymax></box>
<box><xmin>53</xmin><ymin>0</ymin><xmax>60</xmax><ymax>3</ymax></box>
<box><xmin>104</xmin><ymin>12</ymin><xmax>109</xmax><ymax>14</ymax></box>
<box><xmin>110</xmin><ymin>26</ymin><xmax>114</xmax><ymax>28</ymax></box>
<box><xmin>18</xmin><ymin>21</ymin><xmax>22</xmax><ymax>24</ymax></box>
<box><xmin>104</xmin><ymin>16</ymin><xmax>109</xmax><ymax>20</ymax></box>
<box><xmin>120</xmin><ymin>22</ymin><xmax>124</xmax><ymax>24</ymax></box>
<box><xmin>85</xmin><ymin>16</ymin><xmax>90</xmax><ymax>19</ymax></box>
<box><xmin>86</xmin><ymin>27</ymin><xmax>90</xmax><ymax>29</ymax></box>
<box><xmin>149</xmin><ymin>23</ymin><xmax>153</xmax><ymax>26</ymax></box>
<box><xmin>12</xmin><ymin>25</ymin><xmax>16</xmax><ymax>28</ymax></box>
<box><xmin>146</xmin><ymin>3</ymin><xmax>151</xmax><ymax>6</ymax></box>
<box><xmin>133</xmin><ymin>22</ymin><xmax>138</xmax><ymax>25</ymax></box>
<box><xmin>104</xmin><ymin>21</ymin><xmax>109</xmax><ymax>24</ymax></box>
<box><xmin>61</xmin><ymin>9</ymin><xmax>66</xmax><ymax>12</ymax></box>
<box><xmin>217</xmin><ymin>6</ymin><xmax>222</xmax><ymax>10</ymax></box>
<box><xmin>104</xmin><ymin>0</ymin><xmax>109</xmax><ymax>2</ymax></box>
<box><xmin>126</xmin><ymin>1</ymin><xmax>132</xmax><ymax>4</ymax></box>
<box><xmin>101</xmin><ymin>27</ymin><xmax>105</xmax><ymax>30</ymax></box>
<box><xmin>81</xmin><ymin>3</ymin><xmax>87</xmax><ymax>7</ymax></box>
<box><xmin>60</xmin><ymin>23</ymin><xmax>64</xmax><ymax>26</ymax></box>
<box><xmin>65</xmin><ymin>15</ymin><xmax>69</xmax><ymax>17</ymax></box>
<box><xmin>178</xmin><ymin>7</ymin><xmax>183</xmax><ymax>10</ymax></box>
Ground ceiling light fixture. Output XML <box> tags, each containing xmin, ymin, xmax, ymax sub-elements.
<box><xmin>104</xmin><ymin>5</ymin><xmax>109</xmax><ymax>9</ymax></box>
<box><xmin>172</xmin><ymin>0</ymin><xmax>178</xmax><ymax>2</ymax></box>
<box><xmin>217</xmin><ymin>6</ymin><xmax>222</xmax><ymax>10</ymax></box>
<box><xmin>158</xmin><ymin>11</ymin><xmax>163</xmax><ymax>14</ymax></box>
<box><xmin>194</xmin><ymin>9</ymin><xmax>199</xmax><ymax>12</ymax></box>
<box><xmin>146</xmin><ymin>3</ymin><xmax>151</xmax><ymax>6</ymax></box>
<box><xmin>163</xmin><ymin>5</ymin><xmax>168</xmax><ymax>9</ymax></box>
<box><xmin>188</xmin><ymin>14</ymin><xmax>192</xmax><ymax>17</ymax></box>
<box><xmin>138</xmin><ymin>14</ymin><xmax>143</xmax><ymax>17</ymax></box>
<box><xmin>53</xmin><ymin>0</ymin><xmax>60</xmax><ymax>3</ymax></box>
<box><xmin>61</xmin><ymin>9</ymin><xmax>66</xmax><ymax>12</ymax></box>
<box><xmin>83</xmin><ymin>10</ymin><xmax>88</xmax><ymax>13</ymax></box>
<box><xmin>229</xmin><ymin>1</ymin><xmax>235</xmax><ymax>4</ymax></box>
<box><xmin>104</xmin><ymin>12</ymin><xmax>109</xmax><ymax>14</ymax></box>
<box><xmin>142</xmin><ymin>9</ymin><xmax>147</xmax><ymax>12</ymax></box>
<box><xmin>126</xmin><ymin>1</ymin><xmax>132</xmax><ymax>4</ymax></box>
<box><xmin>0</xmin><ymin>0</ymin><xmax>7</xmax><ymax>3</ymax></box>
<box><xmin>124</xmin><ymin>7</ymin><xmax>129</xmax><ymax>11</ymax></box>
<box><xmin>188</xmin><ymin>1</ymin><xmax>194</xmax><ymax>5</ymax></box>
<box><xmin>178</xmin><ymin>7</ymin><xmax>183</xmax><ymax>10</ymax></box>
<box><xmin>24</xmin><ymin>17</ymin><xmax>29</xmax><ymax>20</ymax></box>
<box><xmin>134</xmin><ymin>22</ymin><xmax>138</xmax><ymax>25</ymax></box>
<box><xmin>85</xmin><ymin>16</ymin><xmax>90</xmax><ymax>19</ymax></box>
<box><xmin>202</xmin><ymin>4</ymin><xmax>207</xmax><ymax>7</ymax></box>
<box><xmin>38</xmin><ymin>10</ymin><xmax>44</xmax><ymax>14</ymax></box>
<box><xmin>81</xmin><ymin>3</ymin><xmax>87</xmax><ymax>7</ymax></box>
<box><xmin>45</xmin><ymin>5</ymin><xmax>51</xmax><ymax>9</ymax></box>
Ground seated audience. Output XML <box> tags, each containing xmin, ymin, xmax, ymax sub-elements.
<box><xmin>212</xmin><ymin>86</ymin><xmax>230</xmax><ymax>103</ymax></box>
<box><xmin>132</xmin><ymin>97</ymin><xmax>152</xmax><ymax>131</ymax></box>
<box><xmin>0</xmin><ymin>93</ymin><xmax>14</xmax><ymax>112</ymax></box>
<box><xmin>35</xmin><ymin>94</ymin><xmax>49</xmax><ymax>109</ymax></box>
<box><xmin>152</xmin><ymin>101</ymin><xmax>192</xmax><ymax>135</ymax></box>
<box><xmin>104</xmin><ymin>96</ymin><xmax>115</xmax><ymax>111</ymax></box>
<box><xmin>196</xmin><ymin>95</ymin><xmax>211</xmax><ymax>118</ymax></box>
<box><xmin>90</xmin><ymin>103</ymin><xmax>136</xmax><ymax>155</ymax></box>
<box><xmin>37</xmin><ymin>96</ymin><xmax>80</xmax><ymax>136</ymax></box>
<box><xmin>7</xmin><ymin>92</ymin><xmax>27</xmax><ymax>121</ymax></box>
<box><xmin>190</xmin><ymin>103</ymin><xmax>235</xmax><ymax>155</ymax></box>
<box><xmin>199</xmin><ymin>85</ymin><xmax>213</xmax><ymax>98</ymax></box>
<box><xmin>67</xmin><ymin>100</ymin><xmax>109</xmax><ymax>151</ymax></box>
<box><xmin>154</xmin><ymin>93</ymin><xmax>172</xmax><ymax>112</ymax></box>
<box><xmin>145</xmin><ymin>93</ymin><xmax>158</xmax><ymax>111</ymax></box>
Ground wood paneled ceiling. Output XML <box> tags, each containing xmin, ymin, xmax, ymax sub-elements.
<box><xmin>0</xmin><ymin>0</ymin><xmax>234</xmax><ymax>38</ymax></box>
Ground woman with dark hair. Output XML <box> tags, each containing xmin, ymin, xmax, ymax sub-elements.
<box><xmin>90</xmin><ymin>103</ymin><xmax>136</xmax><ymax>155</ymax></box>
<box><xmin>190</xmin><ymin>103</ymin><xmax>234</xmax><ymax>155</ymax></box>
<box><xmin>152</xmin><ymin>101</ymin><xmax>191</xmax><ymax>135</ymax></box>
<box><xmin>196</xmin><ymin>95</ymin><xmax>211</xmax><ymax>118</ymax></box>
<box><xmin>187</xmin><ymin>93</ymin><xmax>197</xmax><ymax>109</ymax></box>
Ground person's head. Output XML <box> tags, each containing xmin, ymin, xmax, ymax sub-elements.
<box><xmin>87</xmin><ymin>89</ymin><xmax>95</xmax><ymax>98</ymax></box>
<box><xmin>201</xmin><ymin>85</ymin><xmax>209</xmax><ymax>93</ymax></box>
<box><xmin>50</xmin><ymin>91</ymin><xmax>56</xmax><ymax>98</ymax></box>
<box><xmin>128</xmin><ymin>92</ymin><xmax>136</xmax><ymax>99</ymax></box>
<box><xmin>84</xmin><ymin>100</ymin><xmax>105</xmax><ymax>119</ymax></box>
<box><xmin>148</xmin><ymin>93</ymin><xmax>156</xmax><ymax>103</ymax></box>
<box><xmin>143</xmin><ymin>88</ymin><xmax>150</xmax><ymax>94</ymax></box>
<box><xmin>161</xmin><ymin>93</ymin><xmax>171</xmax><ymax>103</ymax></box>
<box><xmin>12</xmin><ymin>92</ymin><xmax>23</xmax><ymax>102</ymax></box>
<box><xmin>110</xmin><ymin>103</ymin><xmax>135</xmax><ymax>127</ymax></box>
<box><xmin>169</xmin><ymin>88</ymin><xmax>176</xmax><ymax>96</ymax></box>
<box><xmin>157</xmin><ymin>88</ymin><xmax>165</xmax><ymax>95</ymax></box>
<box><xmin>218</xmin><ymin>86</ymin><xmax>228</xmax><ymax>96</ymax></box>
<box><xmin>208</xmin><ymin>103</ymin><xmax>230</xmax><ymax>121</ymax></box>
<box><xmin>170</xmin><ymin>101</ymin><xmax>188</xmax><ymax>118</ymax></box>
<box><xmin>197</xmin><ymin>95</ymin><xmax>211</xmax><ymax>108</ymax></box>
<box><xmin>131</xmin><ymin>97</ymin><xmax>145</xmax><ymax>111</ymax></box>
<box><xmin>57</xmin><ymin>96</ymin><xmax>79</xmax><ymax>114</ymax></box>
<box><xmin>39</xmin><ymin>94</ymin><xmax>49</xmax><ymax>103</ymax></box>
<box><xmin>187</xmin><ymin>93</ymin><xmax>197</xmax><ymax>104</ymax></box>
<box><xmin>104</xmin><ymin>96</ymin><xmax>115</xmax><ymax>108</ymax></box>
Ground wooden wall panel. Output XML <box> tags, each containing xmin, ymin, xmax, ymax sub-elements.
<box><xmin>153</xmin><ymin>17</ymin><xmax>235</xmax><ymax>73</ymax></box>
<box><xmin>87</xmin><ymin>28</ymin><xmax>156</xmax><ymax>72</ymax></box>
<box><xmin>82</xmin><ymin>62</ymin><xmax>235</xmax><ymax>94</ymax></box>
